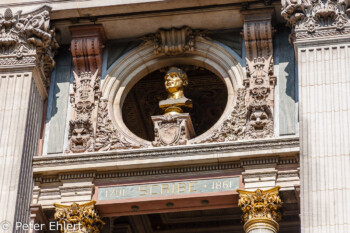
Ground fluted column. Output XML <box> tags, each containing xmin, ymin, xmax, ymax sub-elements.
<box><xmin>237</xmin><ymin>187</ymin><xmax>282</xmax><ymax>233</ymax></box>
<box><xmin>0</xmin><ymin>6</ymin><xmax>57</xmax><ymax>232</ymax></box>
<box><xmin>281</xmin><ymin>1</ymin><xmax>350</xmax><ymax>233</ymax></box>
<box><xmin>54</xmin><ymin>201</ymin><xmax>105</xmax><ymax>233</ymax></box>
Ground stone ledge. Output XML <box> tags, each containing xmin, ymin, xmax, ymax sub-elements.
<box><xmin>33</xmin><ymin>136</ymin><xmax>299</xmax><ymax>174</ymax></box>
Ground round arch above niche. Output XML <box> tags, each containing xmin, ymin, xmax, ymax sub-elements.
<box><xmin>101</xmin><ymin>34</ymin><xmax>245</xmax><ymax>147</ymax></box>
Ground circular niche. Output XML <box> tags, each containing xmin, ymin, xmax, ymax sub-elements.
<box><xmin>122</xmin><ymin>66</ymin><xmax>228</xmax><ymax>141</ymax></box>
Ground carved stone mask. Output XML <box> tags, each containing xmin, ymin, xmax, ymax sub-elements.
<box><xmin>249</xmin><ymin>110</ymin><xmax>269</xmax><ymax>131</ymax></box>
<box><xmin>69</xmin><ymin>120</ymin><xmax>93</xmax><ymax>153</ymax></box>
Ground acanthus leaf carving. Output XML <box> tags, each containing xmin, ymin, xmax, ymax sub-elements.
<box><xmin>237</xmin><ymin>187</ymin><xmax>283</xmax><ymax>223</ymax></box>
<box><xmin>54</xmin><ymin>201</ymin><xmax>105</xmax><ymax>233</ymax></box>
<box><xmin>281</xmin><ymin>0</ymin><xmax>350</xmax><ymax>39</ymax></box>
<box><xmin>94</xmin><ymin>99</ymin><xmax>142</xmax><ymax>151</ymax></box>
<box><xmin>0</xmin><ymin>6</ymin><xmax>58</xmax><ymax>82</ymax></box>
<box><xmin>200</xmin><ymin>88</ymin><xmax>247</xmax><ymax>143</ymax></box>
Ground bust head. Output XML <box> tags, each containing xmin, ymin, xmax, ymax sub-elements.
<box><xmin>164</xmin><ymin>67</ymin><xmax>188</xmax><ymax>98</ymax></box>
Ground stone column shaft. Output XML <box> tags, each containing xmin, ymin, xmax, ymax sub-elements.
<box><xmin>281</xmin><ymin>1</ymin><xmax>350</xmax><ymax>232</ymax></box>
<box><xmin>297</xmin><ymin>41</ymin><xmax>350</xmax><ymax>233</ymax></box>
<box><xmin>0</xmin><ymin>6</ymin><xmax>57</xmax><ymax>232</ymax></box>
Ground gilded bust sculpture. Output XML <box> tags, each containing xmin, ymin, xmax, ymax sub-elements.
<box><xmin>159</xmin><ymin>67</ymin><xmax>192</xmax><ymax>115</ymax></box>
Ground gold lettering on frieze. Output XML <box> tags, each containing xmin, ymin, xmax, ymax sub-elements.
<box><xmin>98</xmin><ymin>177</ymin><xmax>239</xmax><ymax>201</ymax></box>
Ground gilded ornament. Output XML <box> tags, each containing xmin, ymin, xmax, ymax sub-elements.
<box><xmin>54</xmin><ymin>201</ymin><xmax>105</xmax><ymax>233</ymax></box>
<box><xmin>159</xmin><ymin>67</ymin><xmax>192</xmax><ymax>115</ymax></box>
<box><xmin>237</xmin><ymin>187</ymin><xmax>282</xmax><ymax>224</ymax></box>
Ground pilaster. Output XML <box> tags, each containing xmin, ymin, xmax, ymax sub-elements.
<box><xmin>281</xmin><ymin>1</ymin><xmax>350</xmax><ymax>232</ymax></box>
<box><xmin>0</xmin><ymin>6</ymin><xmax>57</xmax><ymax>232</ymax></box>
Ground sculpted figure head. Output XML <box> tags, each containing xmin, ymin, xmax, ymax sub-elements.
<box><xmin>159</xmin><ymin>67</ymin><xmax>192</xmax><ymax>115</ymax></box>
<box><xmin>164</xmin><ymin>67</ymin><xmax>188</xmax><ymax>99</ymax></box>
<box><xmin>66</xmin><ymin>119</ymin><xmax>94</xmax><ymax>153</ymax></box>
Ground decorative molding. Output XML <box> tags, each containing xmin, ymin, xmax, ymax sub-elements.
<box><xmin>281</xmin><ymin>0</ymin><xmax>350</xmax><ymax>40</ymax></box>
<box><xmin>144</xmin><ymin>27</ymin><xmax>205</xmax><ymax>55</ymax></box>
<box><xmin>54</xmin><ymin>201</ymin><xmax>105</xmax><ymax>233</ymax></box>
<box><xmin>0</xmin><ymin>6</ymin><xmax>58</xmax><ymax>84</ymax></box>
<box><xmin>33</xmin><ymin>154</ymin><xmax>299</xmax><ymax>184</ymax></box>
<box><xmin>237</xmin><ymin>187</ymin><xmax>282</xmax><ymax>233</ymax></box>
<box><xmin>36</xmin><ymin>137</ymin><xmax>299</xmax><ymax>166</ymax></box>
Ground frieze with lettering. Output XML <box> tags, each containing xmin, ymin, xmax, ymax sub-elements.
<box><xmin>98</xmin><ymin>177</ymin><xmax>239</xmax><ymax>201</ymax></box>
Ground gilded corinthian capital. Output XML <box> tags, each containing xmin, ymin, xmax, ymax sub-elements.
<box><xmin>237</xmin><ymin>187</ymin><xmax>282</xmax><ymax>233</ymax></box>
<box><xmin>54</xmin><ymin>201</ymin><xmax>105</xmax><ymax>233</ymax></box>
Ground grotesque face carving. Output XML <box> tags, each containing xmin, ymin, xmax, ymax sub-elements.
<box><xmin>164</xmin><ymin>67</ymin><xmax>188</xmax><ymax>96</ymax></box>
<box><xmin>249</xmin><ymin>109</ymin><xmax>269</xmax><ymax>131</ymax></box>
<box><xmin>68</xmin><ymin>119</ymin><xmax>94</xmax><ymax>153</ymax></box>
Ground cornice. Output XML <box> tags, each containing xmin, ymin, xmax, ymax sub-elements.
<box><xmin>33</xmin><ymin>136</ymin><xmax>299</xmax><ymax>174</ymax></box>
<box><xmin>34</xmin><ymin>155</ymin><xmax>299</xmax><ymax>183</ymax></box>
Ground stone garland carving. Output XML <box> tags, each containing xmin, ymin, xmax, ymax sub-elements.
<box><xmin>0</xmin><ymin>6</ymin><xmax>58</xmax><ymax>82</ymax></box>
<box><xmin>201</xmin><ymin>88</ymin><xmax>247</xmax><ymax>143</ymax></box>
<box><xmin>237</xmin><ymin>187</ymin><xmax>282</xmax><ymax>223</ymax></box>
<box><xmin>144</xmin><ymin>26</ymin><xmax>206</xmax><ymax>55</ymax></box>
<box><xmin>95</xmin><ymin>99</ymin><xmax>141</xmax><ymax>151</ymax></box>
<box><xmin>281</xmin><ymin>0</ymin><xmax>350</xmax><ymax>39</ymax></box>
<box><xmin>54</xmin><ymin>201</ymin><xmax>105</xmax><ymax>233</ymax></box>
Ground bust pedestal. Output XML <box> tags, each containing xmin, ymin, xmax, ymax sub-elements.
<box><xmin>151</xmin><ymin>113</ymin><xmax>195</xmax><ymax>146</ymax></box>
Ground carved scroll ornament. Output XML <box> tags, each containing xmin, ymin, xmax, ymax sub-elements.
<box><xmin>54</xmin><ymin>201</ymin><xmax>105</xmax><ymax>233</ymax></box>
<box><xmin>144</xmin><ymin>26</ymin><xmax>205</xmax><ymax>55</ymax></box>
<box><xmin>281</xmin><ymin>0</ymin><xmax>350</xmax><ymax>38</ymax></box>
<box><xmin>0</xmin><ymin>6</ymin><xmax>58</xmax><ymax>82</ymax></box>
